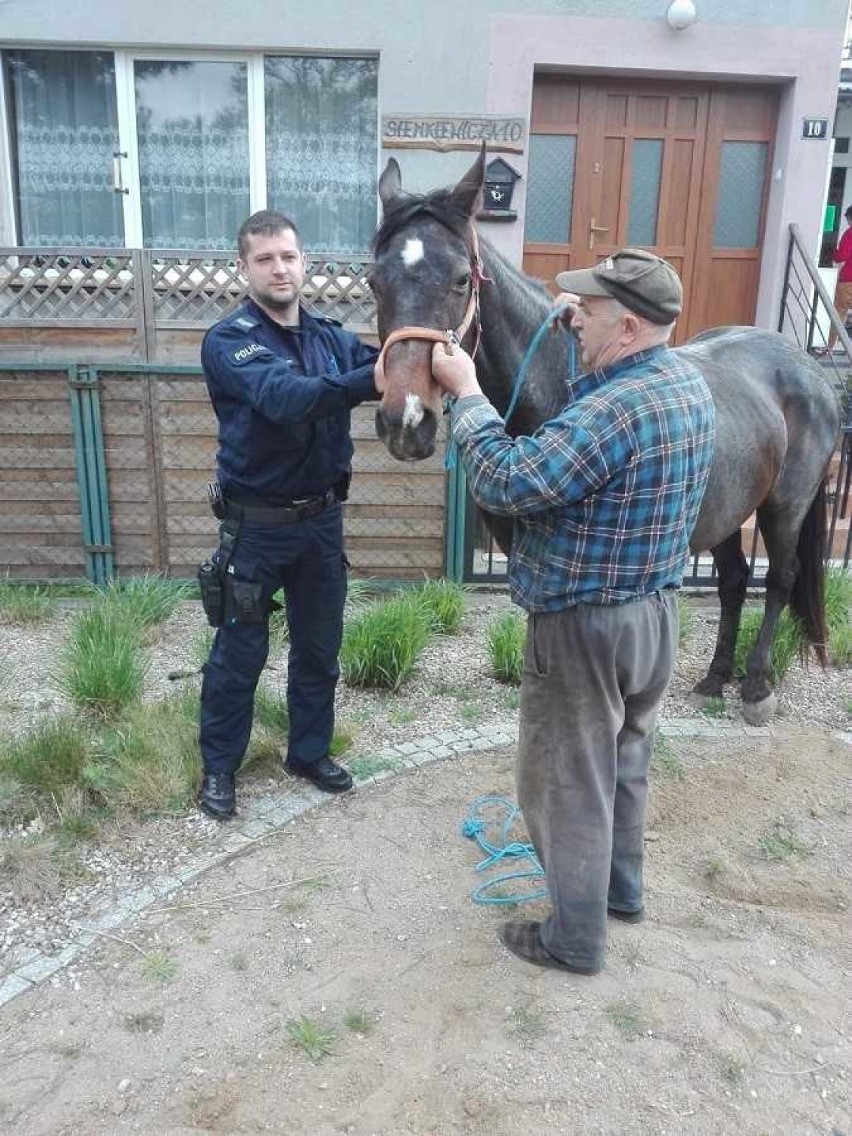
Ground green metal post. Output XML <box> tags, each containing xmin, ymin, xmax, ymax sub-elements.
<box><xmin>68</xmin><ymin>366</ymin><xmax>114</xmax><ymax>585</ymax></box>
<box><xmin>444</xmin><ymin>437</ymin><xmax>468</xmax><ymax>583</ymax></box>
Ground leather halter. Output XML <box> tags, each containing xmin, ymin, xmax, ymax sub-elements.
<box><xmin>376</xmin><ymin>226</ymin><xmax>487</xmax><ymax>370</ymax></box>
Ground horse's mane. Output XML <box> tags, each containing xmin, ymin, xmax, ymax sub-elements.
<box><xmin>372</xmin><ymin>190</ymin><xmax>473</xmax><ymax>257</ymax></box>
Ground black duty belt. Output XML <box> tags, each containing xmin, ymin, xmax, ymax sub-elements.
<box><xmin>222</xmin><ymin>487</ymin><xmax>338</xmax><ymax>524</ymax></box>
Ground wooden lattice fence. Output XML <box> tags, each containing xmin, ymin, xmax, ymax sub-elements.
<box><xmin>0</xmin><ymin>364</ymin><xmax>446</xmax><ymax>584</ymax></box>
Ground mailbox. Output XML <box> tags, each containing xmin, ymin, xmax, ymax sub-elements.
<box><xmin>480</xmin><ymin>157</ymin><xmax>521</xmax><ymax>220</ymax></box>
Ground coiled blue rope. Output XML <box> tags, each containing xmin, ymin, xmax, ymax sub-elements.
<box><xmin>461</xmin><ymin>794</ymin><xmax>548</xmax><ymax>905</ymax></box>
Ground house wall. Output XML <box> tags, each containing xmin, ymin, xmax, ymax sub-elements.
<box><xmin>0</xmin><ymin>0</ymin><xmax>847</xmax><ymax>329</ymax></box>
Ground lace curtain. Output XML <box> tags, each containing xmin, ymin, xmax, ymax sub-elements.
<box><xmin>6</xmin><ymin>50</ymin><xmax>125</xmax><ymax>247</ymax></box>
<box><xmin>134</xmin><ymin>60</ymin><xmax>250</xmax><ymax>250</ymax></box>
<box><xmin>265</xmin><ymin>57</ymin><xmax>378</xmax><ymax>254</ymax></box>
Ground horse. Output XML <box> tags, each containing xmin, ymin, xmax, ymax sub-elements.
<box><xmin>369</xmin><ymin>148</ymin><xmax>841</xmax><ymax>725</ymax></box>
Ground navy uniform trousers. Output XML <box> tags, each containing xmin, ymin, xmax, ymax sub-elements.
<box><xmin>199</xmin><ymin>504</ymin><xmax>347</xmax><ymax>775</ymax></box>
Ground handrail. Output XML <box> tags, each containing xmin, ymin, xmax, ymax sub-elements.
<box><xmin>786</xmin><ymin>222</ymin><xmax>852</xmax><ymax>357</ymax></box>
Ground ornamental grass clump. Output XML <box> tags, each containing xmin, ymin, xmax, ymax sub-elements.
<box><xmin>825</xmin><ymin>567</ymin><xmax>852</xmax><ymax>665</ymax></box>
<box><xmin>487</xmin><ymin>610</ymin><xmax>526</xmax><ymax>685</ymax></box>
<box><xmin>414</xmin><ymin>578</ymin><xmax>466</xmax><ymax>635</ymax></box>
<box><xmin>57</xmin><ymin>602</ymin><xmax>149</xmax><ymax>718</ymax></box>
<box><xmin>340</xmin><ymin>593</ymin><xmax>430</xmax><ymax>690</ymax></box>
<box><xmin>88</xmin><ymin>694</ymin><xmax>200</xmax><ymax>815</ymax></box>
<box><xmin>99</xmin><ymin>573</ymin><xmax>191</xmax><ymax>635</ymax></box>
<box><xmin>0</xmin><ymin>578</ymin><xmax>55</xmax><ymax>625</ymax></box>
<box><xmin>734</xmin><ymin>606</ymin><xmax>801</xmax><ymax>685</ymax></box>
<box><xmin>0</xmin><ymin>715</ymin><xmax>92</xmax><ymax>797</ymax></box>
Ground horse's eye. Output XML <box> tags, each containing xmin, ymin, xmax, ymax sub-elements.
<box><xmin>453</xmin><ymin>273</ymin><xmax>470</xmax><ymax>292</ymax></box>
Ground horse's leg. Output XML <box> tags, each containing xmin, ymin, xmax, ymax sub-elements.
<box><xmin>690</xmin><ymin>531</ymin><xmax>748</xmax><ymax>705</ymax></box>
<box><xmin>737</xmin><ymin>503</ymin><xmax>802</xmax><ymax>725</ymax></box>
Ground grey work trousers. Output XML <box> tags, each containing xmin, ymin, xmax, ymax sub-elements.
<box><xmin>517</xmin><ymin>589</ymin><xmax>678</xmax><ymax>973</ymax></box>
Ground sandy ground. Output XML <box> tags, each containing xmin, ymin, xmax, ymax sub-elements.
<box><xmin>0</xmin><ymin>719</ymin><xmax>849</xmax><ymax>1136</ymax></box>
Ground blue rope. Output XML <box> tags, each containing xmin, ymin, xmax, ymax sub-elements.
<box><xmin>461</xmin><ymin>794</ymin><xmax>548</xmax><ymax>905</ymax></box>
<box><xmin>444</xmin><ymin>314</ymin><xmax>577</xmax><ymax>473</ymax></box>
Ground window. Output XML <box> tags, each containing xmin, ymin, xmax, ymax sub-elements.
<box><xmin>4</xmin><ymin>49</ymin><xmax>379</xmax><ymax>252</ymax></box>
<box><xmin>265</xmin><ymin>56</ymin><xmax>378</xmax><ymax>254</ymax></box>
<box><xmin>5</xmin><ymin>49</ymin><xmax>124</xmax><ymax>246</ymax></box>
<box><xmin>524</xmin><ymin>134</ymin><xmax>576</xmax><ymax>244</ymax></box>
<box><xmin>713</xmin><ymin>141</ymin><xmax>768</xmax><ymax>249</ymax></box>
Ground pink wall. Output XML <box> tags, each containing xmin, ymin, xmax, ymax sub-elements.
<box><xmin>485</xmin><ymin>15</ymin><xmax>843</xmax><ymax>329</ymax></box>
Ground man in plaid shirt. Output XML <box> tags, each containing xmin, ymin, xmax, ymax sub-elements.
<box><xmin>430</xmin><ymin>249</ymin><xmax>715</xmax><ymax>976</ymax></box>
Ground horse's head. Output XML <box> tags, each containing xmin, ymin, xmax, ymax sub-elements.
<box><xmin>371</xmin><ymin>149</ymin><xmax>485</xmax><ymax>461</ymax></box>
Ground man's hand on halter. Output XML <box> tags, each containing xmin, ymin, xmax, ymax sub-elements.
<box><xmin>430</xmin><ymin>341</ymin><xmax>482</xmax><ymax>400</ymax></box>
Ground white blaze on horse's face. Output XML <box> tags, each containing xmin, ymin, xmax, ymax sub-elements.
<box><xmin>401</xmin><ymin>238</ymin><xmax>425</xmax><ymax>268</ymax></box>
<box><xmin>402</xmin><ymin>392</ymin><xmax>425</xmax><ymax>431</ymax></box>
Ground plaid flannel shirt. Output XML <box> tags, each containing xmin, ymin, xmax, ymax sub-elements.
<box><xmin>451</xmin><ymin>344</ymin><xmax>716</xmax><ymax>612</ymax></box>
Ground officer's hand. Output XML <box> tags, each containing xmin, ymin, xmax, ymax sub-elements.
<box><xmin>373</xmin><ymin>354</ymin><xmax>387</xmax><ymax>394</ymax></box>
<box><xmin>430</xmin><ymin>341</ymin><xmax>481</xmax><ymax>399</ymax></box>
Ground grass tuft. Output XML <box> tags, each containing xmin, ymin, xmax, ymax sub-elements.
<box><xmin>757</xmin><ymin>822</ymin><xmax>810</xmax><ymax>861</ymax></box>
<box><xmin>286</xmin><ymin>1016</ymin><xmax>336</xmax><ymax>1062</ymax></box>
<box><xmin>604</xmin><ymin>997</ymin><xmax>648</xmax><ymax>1040</ymax></box>
<box><xmin>341</xmin><ymin>593</ymin><xmax>430</xmax><ymax>690</ymax></box>
<box><xmin>734</xmin><ymin>606</ymin><xmax>801</xmax><ymax>684</ymax></box>
<box><xmin>343</xmin><ymin>1008</ymin><xmax>376</xmax><ymax>1035</ymax></box>
<box><xmin>652</xmin><ymin>733</ymin><xmax>685</xmax><ymax>780</ymax></box>
<box><xmin>90</xmin><ymin>696</ymin><xmax>199</xmax><ymax>816</ymax></box>
<box><xmin>57</xmin><ymin>603</ymin><xmax>148</xmax><ymax>717</ymax></box>
<box><xmin>1</xmin><ymin>716</ymin><xmax>92</xmax><ymax>795</ymax></box>
<box><xmin>0</xmin><ymin>578</ymin><xmax>55</xmax><ymax>625</ymax></box>
<box><xmin>141</xmin><ymin>950</ymin><xmax>178</xmax><ymax>981</ymax></box>
<box><xmin>413</xmin><ymin>578</ymin><xmax>466</xmax><ymax>635</ymax></box>
<box><xmin>486</xmin><ymin>610</ymin><xmax>526</xmax><ymax>685</ymax></box>
<box><xmin>0</xmin><ymin>835</ymin><xmax>62</xmax><ymax>901</ymax></box>
<box><xmin>98</xmin><ymin>573</ymin><xmax>191</xmax><ymax>634</ymax></box>
<box><xmin>825</xmin><ymin>567</ymin><xmax>851</xmax><ymax>665</ymax></box>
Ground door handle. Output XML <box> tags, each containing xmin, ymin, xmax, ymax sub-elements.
<box><xmin>113</xmin><ymin>150</ymin><xmax>129</xmax><ymax>196</ymax></box>
<box><xmin>588</xmin><ymin>216</ymin><xmax>609</xmax><ymax>251</ymax></box>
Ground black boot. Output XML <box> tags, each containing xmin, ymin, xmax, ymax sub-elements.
<box><xmin>199</xmin><ymin>772</ymin><xmax>236</xmax><ymax>819</ymax></box>
<box><xmin>283</xmin><ymin>755</ymin><xmax>353</xmax><ymax>793</ymax></box>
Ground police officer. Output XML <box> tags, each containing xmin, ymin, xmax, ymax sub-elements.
<box><xmin>198</xmin><ymin>210</ymin><xmax>379</xmax><ymax>820</ymax></box>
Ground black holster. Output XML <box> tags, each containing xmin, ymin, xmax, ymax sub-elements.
<box><xmin>198</xmin><ymin>519</ymin><xmax>238</xmax><ymax>628</ymax></box>
<box><xmin>198</xmin><ymin>555</ymin><xmax>225</xmax><ymax>628</ymax></box>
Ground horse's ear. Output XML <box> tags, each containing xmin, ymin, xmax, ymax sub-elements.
<box><xmin>450</xmin><ymin>142</ymin><xmax>486</xmax><ymax>218</ymax></box>
<box><xmin>379</xmin><ymin>158</ymin><xmax>403</xmax><ymax>211</ymax></box>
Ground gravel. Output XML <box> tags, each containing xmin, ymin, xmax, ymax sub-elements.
<box><xmin>1</xmin><ymin>590</ymin><xmax>849</xmax><ymax>980</ymax></box>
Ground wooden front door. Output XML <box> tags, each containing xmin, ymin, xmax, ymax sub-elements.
<box><xmin>522</xmin><ymin>76</ymin><xmax>778</xmax><ymax>341</ymax></box>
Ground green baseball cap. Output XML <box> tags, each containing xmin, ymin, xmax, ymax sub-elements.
<box><xmin>555</xmin><ymin>248</ymin><xmax>683</xmax><ymax>325</ymax></box>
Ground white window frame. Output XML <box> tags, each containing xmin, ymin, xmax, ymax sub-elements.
<box><xmin>115</xmin><ymin>49</ymin><xmax>266</xmax><ymax>249</ymax></box>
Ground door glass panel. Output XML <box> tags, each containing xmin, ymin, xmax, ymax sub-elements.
<box><xmin>5</xmin><ymin>49</ymin><xmax>124</xmax><ymax>246</ymax></box>
<box><xmin>713</xmin><ymin>140</ymin><xmax>768</xmax><ymax>249</ymax></box>
<box><xmin>627</xmin><ymin>139</ymin><xmax>663</xmax><ymax>246</ymax></box>
<box><xmin>134</xmin><ymin>60</ymin><xmax>249</xmax><ymax>249</ymax></box>
<box><xmin>525</xmin><ymin>134</ymin><xmax>575</xmax><ymax>243</ymax></box>
<box><xmin>265</xmin><ymin>57</ymin><xmax>378</xmax><ymax>254</ymax></box>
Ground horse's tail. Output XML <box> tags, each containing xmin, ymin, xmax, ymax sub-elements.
<box><xmin>789</xmin><ymin>478</ymin><xmax>830</xmax><ymax>666</ymax></box>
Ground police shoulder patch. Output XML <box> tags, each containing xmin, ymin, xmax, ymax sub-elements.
<box><xmin>231</xmin><ymin>342</ymin><xmax>269</xmax><ymax>365</ymax></box>
<box><xmin>233</xmin><ymin>316</ymin><xmax>258</xmax><ymax>330</ymax></box>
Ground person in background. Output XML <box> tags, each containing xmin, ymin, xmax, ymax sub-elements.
<box><xmin>819</xmin><ymin>204</ymin><xmax>852</xmax><ymax>355</ymax></box>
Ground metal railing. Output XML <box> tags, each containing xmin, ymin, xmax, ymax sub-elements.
<box><xmin>778</xmin><ymin>222</ymin><xmax>851</xmax><ymax>569</ymax></box>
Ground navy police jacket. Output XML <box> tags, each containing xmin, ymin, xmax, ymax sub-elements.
<box><xmin>201</xmin><ymin>299</ymin><xmax>379</xmax><ymax>505</ymax></box>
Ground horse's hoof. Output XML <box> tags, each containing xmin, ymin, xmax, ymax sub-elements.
<box><xmin>741</xmin><ymin>692</ymin><xmax>777</xmax><ymax>726</ymax></box>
